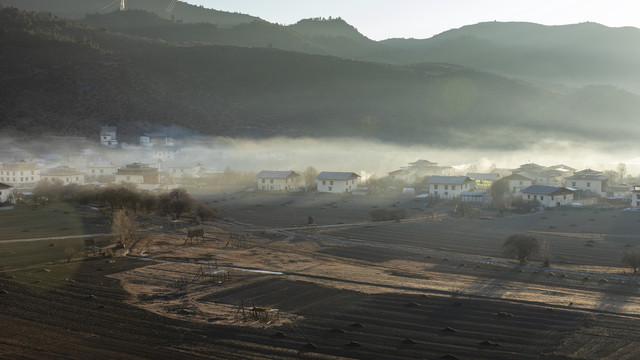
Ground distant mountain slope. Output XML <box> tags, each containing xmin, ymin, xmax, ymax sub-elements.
<box><xmin>380</xmin><ymin>21</ymin><xmax>640</xmax><ymax>92</ymax></box>
<box><xmin>2</xmin><ymin>8</ymin><xmax>640</xmax><ymax>149</ymax></box>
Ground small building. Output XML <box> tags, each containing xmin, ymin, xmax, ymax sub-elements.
<box><xmin>0</xmin><ymin>161</ymin><xmax>41</xmax><ymax>188</ymax></box>
<box><xmin>387</xmin><ymin>169</ymin><xmax>415</xmax><ymax>184</ymax></box>
<box><xmin>501</xmin><ymin>173</ymin><xmax>534</xmax><ymax>194</ymax></box>
<box><xmin>256</xmin><ymin>170</ymin><xmax>302</xmax><ymax>192</ymax></box>
<box><xmin>405</xmin><ymin>159</ymin><xmax>454</xmax><ymax>177</ymax></box>
<box><xmin>565</xmin><ymin>169</ymin><xmax>609</xmax><ymax>196</ymax></box>
<box><xmin>115</xmin><ymin>163</ymin><xmax>160</xmax><ymax>189</ymax></box>
<box><xmin>521</xmin><ymin>185</ymin><xmax>574</xmax><ymax>208</ymax></box>
<box><xmin>426</xmin><ymin>176</ymin><xmax>475</xmax><ymax>199</ymax></box>
<box><xmin>0</xmin><ymin>182</ymin><xmax>15</xmax><ymax>204</ymax></box>
<box><xmin>316</xmin><ymin>172</ymin><xmax>360</xmax><ymax>194</ymax></box>
<box><xmin>40</xmin><ymin>166</ymin><xmax>86</xmax><ymax>185</ymax></box>
<box><xmin>140</xmin><ymin>133</ymin><xmax>170</xmax><ymax>147</ymax></box>
<box><xmin>100</xmin><ymin>125</ymin><xmax>118</xmax><ymax>148</ymax></box>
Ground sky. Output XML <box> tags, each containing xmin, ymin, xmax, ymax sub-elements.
<box><xmin>184</xmin><ymin>0</ymin><xmax>640</xmax><ymax>40</ymax></box>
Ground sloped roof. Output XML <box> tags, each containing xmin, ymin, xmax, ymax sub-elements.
<box><xmin>388</xmin><ymin>169</ymin><xmax>411</xmax><ymax>176</ymax></box>
<box><xmin>467</xmin><ymin>173</ymin><xmax>500</xmax><ymax>181</ymax></box>
<box><xmin>426</xmin><ymin>176</ymin><xmax>473</xmax><ymax>185</ymax></box>
<box><xmin>256</xmin><ymin>170</ymin><xmax>300</xmax><ymax>179</ymax></box>
<box><xmin>409</xmin><ymin>159</ymin><xmax>437</xmax><ymax>167</ymax></box>
<box><xmin>316</xmin><ymin>172</ymin><xmax>360</xmax><ymax>180</ymax></box>
<box><xmin>501</xmin><ymin>173</ymin><xmax>533</xmax><ymax>181</ymax></box>
<box><xmin>566</xmin><ymin>174</ymin><xmax>609</xmax><ymax>181</ymax></box>
<box><xmin>574</xmin><ymin>168</ymin><xmax>602</xmax><ymax>175</ymax></box>
<box><xmin>522</xmin><ymin>185</ymin><xmax>574</xmax><ymax>195</ymax></box>
<box><xmin>0</xmin><ymin>182</ymin><xmax>13</xmax><ymax>190</ymax></box>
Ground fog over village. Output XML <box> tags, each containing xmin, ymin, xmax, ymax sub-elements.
<box><xmin>4</xmin><ymin>1</ymin><xmax>640</xmax><ymax>360</ymax></box>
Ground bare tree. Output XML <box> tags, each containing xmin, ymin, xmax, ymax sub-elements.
<box><xmin>621</xmin><ymin>250</ymin><xmax>640</xmax><ymax>273</ymax></box>
<box><xmin>502</xmin><ymin>233</ymin><xmax>540</xmax><ymax>265</ymax></box>
<box><xmin>304</xmin><ymin>166</ymin><xmax>318</xmax><ymax>191</ymax></box>
<box><xmin>112</xmin><ymin>209</ymin><xmax>134</xmax><ymax>248</ymax></box>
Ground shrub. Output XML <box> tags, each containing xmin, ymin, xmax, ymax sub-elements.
<box><xmin>502</xmin><ymin>233</ymin><xmax>540</xmax><ymax>265</ymax></box>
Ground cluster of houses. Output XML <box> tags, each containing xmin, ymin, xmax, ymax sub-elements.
<box><xmin>1</xmin><ymin>125</ymin><xmax>639</xmax><ymax>210</ymax></box>
<box><xmin>256</xmin><ymin>160</ymin><xmax>640</xmax><ymax>209</ymax></box>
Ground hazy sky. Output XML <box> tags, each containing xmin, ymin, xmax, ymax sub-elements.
<box><xmin>184</xmin><ymin>0</ymin><xmax>640</xmax><ymax>40</ymax></box>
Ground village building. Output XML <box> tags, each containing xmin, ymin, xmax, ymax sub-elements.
<box><xmin>0</xmin><ymin>161</ymin><xmax>41</xmax><ymax>188</ymax></box>
<box><xmin>387</xmin><ymin>169</ymin><xmax>415</xmax><ymax>184</ymax></box>
<box><xmin>100</xmin><ymin>125</ymin><xmax>118</xmax><ymax>148</ymax></box>
<box><xmin>256</xmin><ymin>170</ymin><xmax>302</xmax><ymax>192</ymax></box>
<box><xmin>88</xmin><ymin>163</ymin><xmax>119</xmax><ymax>182</ymax></box>
<box><xmin>565</xmin><ymin>169</ymin><xmax>609</xmax><ymax>196</ymax></box>
<box><xmin>405</xmin><ymin>159</ymin><xmax>454</xmax><ymax>177</ymax></box>
<box><xmin>40</xmin><ymin>166</ymin><xmax>86</xmax><ymax>185</ymax></box>
<box><xmin>169</xmin><ymin>163</ymin><xmax>203</xmax><ymax>179</ymax></box>
<box><xmin>115</xmin><ymin>163</ymin><xmax>160</xmax><ymax>190</ymax></box>
<box><xmin>521</xmin><ymin>185</ymin><xmax>575</xmax><ymax>208</ymax></box>
<box><xmin>140</xmin><ymin>133</ymin><xmax>171</xmax><ymax>147</ymax></box>
<box><xmin>0</xmin><ymin>182</ymin><xmax>15</xmax><ymax>204</ymax></box>
<box><xmin>316</xmin><ymin>172</ymin><xmax>360</xmax><ymax>194</ymax></box>
<box><xmin>426</xmin><ymin>176</ymin><xmax>475</xmax><ymax>199</ymax></box>
<box><xmin>501</xmin><ymin>173</ymin><xmax>534</xmax><ymax>194</ymax></box>
<box><xmin>466</xmin><ymin>173</ymin><xmax>500</xmax><ymax>190</ymax></box>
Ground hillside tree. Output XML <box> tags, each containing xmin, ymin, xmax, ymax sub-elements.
<box><xmin>621</xmin><ymin>250</ymin><xmax>640</xmax><ymax>273</ymax></box>
<box><xmin>502</xmin><ymin>233</ymin><xmax>540</xmax><ymax>265</ymax></box>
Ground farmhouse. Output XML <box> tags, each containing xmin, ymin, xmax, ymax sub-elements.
<box><xmin>501</xmin><ymin>173</ymin><xmax>534</xmax><ymax>194</ymax></box>
<box><xmin>387</xmin><ymin>169</ymin><xmax>415</xmax><ymax>185</ymax></box>
<box><xmin>406</xmin><ymin>159</ymin><xmax>454</xmax><ymax>177</ymax></box>
<box><xmin>40</xmin><ymin>166</ymin><xmax>86</xmax><ymax>185</ymax></box>
<box><xmin>115</xmin><ymin>163</ymin><xmax>160</xmax><ymax>190</ymax></box>
<box><xmin>169</xmin><ymin>163</ymin><xmax>203</xmax><ymax>179</ymax></box>
<box><xmin>0</xmin><ymin>182</ymin><xmax>14</xmax><ymax>204</ymax></box>
<box><xmin>88</xmin><ymin>163</ymin><xmax>118</xmax><ymax>179</ymax></box>
<box><xmin>316</xmin><ymin>172</ymin><xmax>360</xmax><ymax>193</ymax></box>
<box><xmin>256</xmin><ymin>170</ymin><xmax>302</xmax><ymax>192</ymax></box>
<box><xmin>0</xmin><ymin>160</ymin><xmax>41</xmax><ymax>188</ymax></box>
<box><xmin>565</xmin><ymin>169</ymin><xmax>609</xmax><ymax>196</ymax></box>
<box><xmin>426</xmin><ymin>176</ymin><xmax>475</xmax><ymax>199</ymax></box>
<box><xmin>521</xmin><ymin>185</ymin><xmax>574</xmax><ymax>208</ymax></box>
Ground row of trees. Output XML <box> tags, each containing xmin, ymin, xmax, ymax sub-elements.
<box><xmin>502</xmin><ymin>233</ymin><xmax>640</xmax><ymax>274</ymax></box>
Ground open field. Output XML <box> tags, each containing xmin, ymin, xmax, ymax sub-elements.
<box><xmin>3</xmin><ymin>192</ymin><xmax>640</xmax><ymax>359</ymax></box>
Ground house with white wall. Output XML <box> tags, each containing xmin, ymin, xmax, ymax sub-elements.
<box><xmin>565</xmin><ymin>169</ymin><xmax>609</xmax><ymax>196</ymax></box>
<box><xmin>521</xmin><ymin>185</ymin><xmax>574</xmax><ymax>208</ymax></box>
<box><xmin>0</xmin><ymin>161</ymin><xmax>41</xmax><ymax>189</ymax></box>
<box><xmin>466</xmin><ymin>173</ymin><xmax>500</xmax><ymax>190</ymax></box>
<box><xmin>100</xmin><ymin>125</ymin><xmax>118</xmax><ymax>148</ymax></box>
<box><xmin>316</xmin><ymin>172</ymin><xmax>360</xmax><ymax>194</ymax></box>
<box><xmin>631</xmin><ymin>185</ymin><xmax>640</xmax><ymax>208</ymax></box>
<box><xmin>0</xmin><ymin>182</ymin><xmax>14</xmax><ymax>204</ymax></box>
<box><xmin>426</xmin><ymin>176</ymin><xmax>475</xmax><ymax>199</ymax></box>
<box><xmin>40</xmin><ymin>166</ymin><xmax>86</xmax><ymax>185</ymax></box>
<box><xmin>256</xmin><ymin>170</ymin><xmax>302</xmax><ymax>192</ymax></box>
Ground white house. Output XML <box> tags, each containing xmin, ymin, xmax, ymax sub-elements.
<box><xmin>501</xmin><ymin>173</ymin><xmax>534</xmax><ymax>194</ymax></box>
<box><xmin>88</xmin><ymin>163</ymin><xmax>118</xmax><ymax>180</ymax></box>
<box><xmin>0</xmin><ymin>161</ymin><xmax>41</xmax><ymax>188</ymax></box>
<box><xmin>256</xmin><ymin>170</ymin><xmax>302</xmax><ymax>192</ymax></box>
<box><xmin>565</xmin><ymin>169</ymin><xmax>609</xmax><ymax>196</ymax></box>
<box><xmin>0</xmin><ymin>182</ymin><xmax>14</xmax><ymax>204</ymax></box>
<box><xmin>521</xmin><ymin>185</ymin><xmax>574</xmax><ymax>208</ymax></box>
<box><xmin>169</xmin><ymin>163</ymin><xmax>203</xmax><ymax>179</ymax></box>
<box><xmin>316</xmin><ymin>172</ymin><xmax>360</xmax><ymax>194</ymax></box>
<box><xmin>387</xmin><ymin>169</ymin><xmax>416</xmax><ymax>184</ymax></box>
<box><xmin>426</xmin><ymin>176</ymin><xmax>475</xmax><ymax>199</ymax></box>
<box><xmin>100</xmin><ymin>125</ymin><xmax>118</xmax><ymax>148</ymax></box>
<box><xmin>40</xmin><ymin>166</ymin><xmax>86</xmax><ymax>185</ymax></box>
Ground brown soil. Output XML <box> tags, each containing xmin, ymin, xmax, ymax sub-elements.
<box><xmin>3</xmin><ymin>192</ymin><xmax>640</xmax><ymax>359</ymax></box>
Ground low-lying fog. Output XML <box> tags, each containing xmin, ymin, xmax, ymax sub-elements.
<box><xmin>3</xmin><ymin>136</ymin><xmax>639</xmax><ymax>178</ymax></box>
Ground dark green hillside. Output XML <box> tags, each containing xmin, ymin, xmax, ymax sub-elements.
<box><xmin>0</xmin><ymin>0</ymin><xmax>257</xmax><ymax>26</ymax></box>
<box><xmin>3</xmin><ymin>8</ymin><xmax>640</xmax><ymax>149</ymax></box>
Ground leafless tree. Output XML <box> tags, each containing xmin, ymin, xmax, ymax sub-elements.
<box><xmin>502</xmin><ymin>233</ymin><xmax>540</xmax><ymax>265</ymax></box>
<box><xmin>621</xmin><ymin>250</ymin><xmax>640</xmax><ymax>273</ymax></box>
<box><xmin>112</xmin><ymin>209</ymin><xmax>134</xmax><ymax>248</ymax></box>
